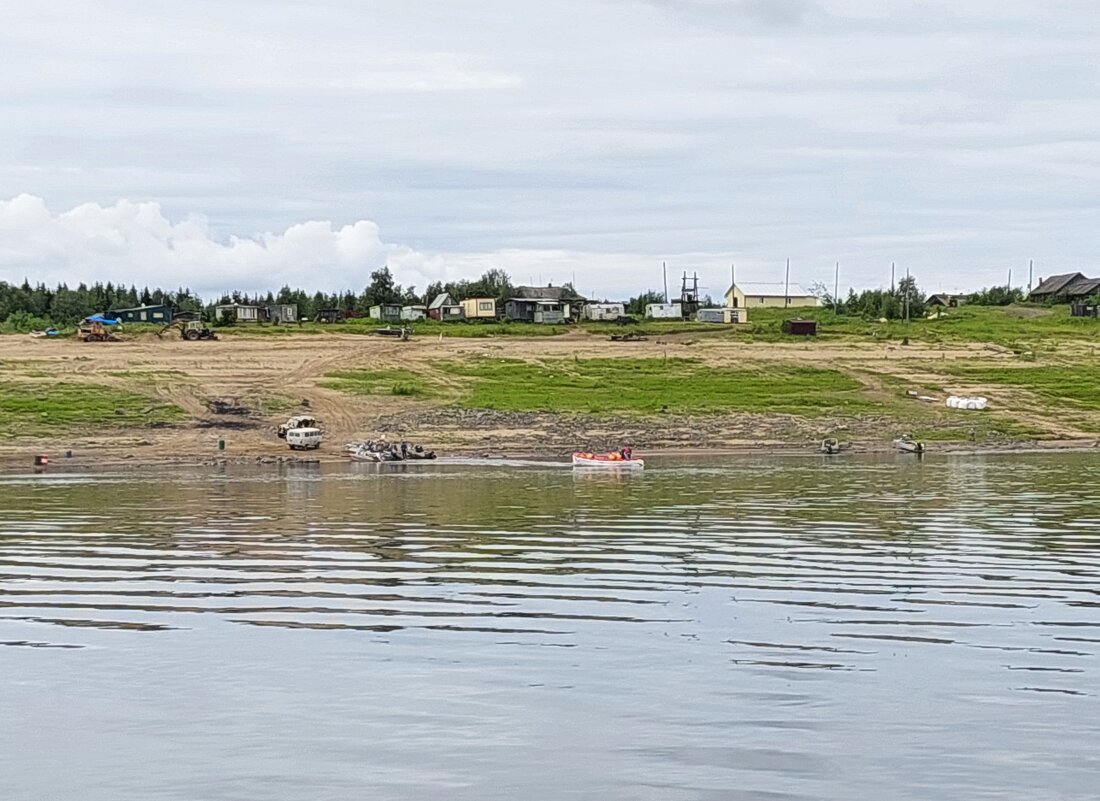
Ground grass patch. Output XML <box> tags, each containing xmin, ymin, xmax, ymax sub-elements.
<box><xmin>0</xmin><ymin>382</ymin><xmax>185</xmax><ymax>436</ymax></box>
<box><xmin>437</xmin><ymin>357</ymin><xmax>874</xmax><ymax>415</ymax></box>
<box><xmin>740</xmin><ymin>304</ymin><xmax>1100</xmax><ymax>348</ymax></box>
<box><xmin>319</xmin><ymin>369</ymin><xmax>441</xmax><ymax>398</ymax></box>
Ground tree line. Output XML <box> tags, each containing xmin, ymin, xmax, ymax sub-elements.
<box><xmin>0</xmin><ymin>267</ymin><xmax>528</xmax><ymax>329</ymax></box>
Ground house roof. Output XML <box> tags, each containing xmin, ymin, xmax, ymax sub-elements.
<box><xmin>1065</xmin><ymin>277</ymin><xmax>1100</xmax><ymax>297</ymax></box>
<box><xmin>110</xmin><ymin>304</ymin><xmax>171</xmax><ymax>312</ymax></box>
<box><xmin>1029</xmin><ymin>272</ymin><xmax>1086</xmax><ymax>297</ymax></box>
<box><xmin>728</xmin><ymin>282</ymin><xmax>815</xmax><ymax>297</ymax></box>
<box><xmin>507</xmin><ymin>297</ymin><xmax>564</xmax><ymax>305</ymax></box>
<box><xmin>511</xmin><ymin>285</ymin><xmax>586</xmax><ymax>302</ymax></box>
<box><xmin>927</xmin><ymin>293</ymin><xmax>967</xmax><ymax>304</ymax></box>
<box><xmin>428</xmin><ymin>293</ymin><xmax>456</xmax><ymax>309</ymax></box>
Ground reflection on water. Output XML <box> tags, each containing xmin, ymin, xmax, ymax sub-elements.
<box><xmin>2</xmin><ymin>454</ymin><xmax>1100</xmax><ymax>800</ymax></box>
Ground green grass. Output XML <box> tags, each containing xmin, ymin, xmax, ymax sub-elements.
<box><xmin>436</xmin><ymin>357</ymin><xmax>874</xmax><ymax>415</ymax></box>
<box><xmin>740</xmin><ymin>304</ymin><xmax>1100</xmax><ymax>348</ymax></box>
<box><xmin>939</xmin><ymin>364</ymin><xmax>1100</xmax><ymax>412</ymax></box>
<box><xmin>319</xmin><ymin>369</ymin><xmax>441</xmax><ymax>398</ymax></box>
<box><xmin>0</xmin><ymin>382</ymin><xmax>185</xmax><ymax>436</ymax></box>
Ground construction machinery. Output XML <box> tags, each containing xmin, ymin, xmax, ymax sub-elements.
<box><xmin>157</xmin><ymin>319</ymin><xmax>218</xmax><ymax>341</ymax></box>
<box><xmin>78</xmin><ymin>316</ymin><xmax>122</xmax><ymax>342</ymax></box>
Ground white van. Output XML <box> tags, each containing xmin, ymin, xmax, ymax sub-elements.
<box><xmin>286</xmin><ymin>427</ymin><xmax>323</xmax><ymax>450</ymax></box>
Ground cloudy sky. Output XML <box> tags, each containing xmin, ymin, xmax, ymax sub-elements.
<box><xmin>2</xmin><ymin>0</ymin><xmax>1098</xmax><ymax>300</ymax></box>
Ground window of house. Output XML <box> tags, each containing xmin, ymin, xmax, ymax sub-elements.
<box><xmin>479</xmin><ymin>301</ymin><xmax>494</xmax><ymax>311</ymax></box>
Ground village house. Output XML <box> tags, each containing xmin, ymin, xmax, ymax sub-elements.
<box><xmin>506</xmin><ymin>285</ymin><xmax>586</xmax><ymax>322</ymax></box>
<box><xmin>263</xmin><ymin>303</ymin><xmax>298</xmax><ymax>324</ymax></box>
<box><xmin>214</xmin><ymin>303</ymin><xmax>261</xmax><ymax>323</ymax></box>
<box><xmin>696</xmin><ymin>307</ymin><xmax>748</xmax><ymax>324</ymax></box>
<box><xmin>400</xmin><ymin>305</ymin><xmax>427</xmax><ymax>321</ymax></box>
<box><xmin>645</xmin><ymin>302</ymin><xmax>682</xmax><ymax>319</ymax></box>
<box><xmin>725</xmin><ymin>282</ymin><xmax>820</xmax><ymax>309</ymax></box>
<box><xmin>927</xmin><ymin>293</ymin><xmax>968</xmax><ymax>308</ymax></box>
<box><xmin>1028</xmin><ymin>273</ymin><xmax>1100</xmax><ymax>303</ymax></box>
<box><xmin>582</xmin><ymin>302</ymin><xmax>626</xmax><ymax>321</ymax></box>
<box><xmin>460</xmin><ymin>297</ymin><xmax>498</xmax><ymax>320</ymax></box>
<box><xmin>505</xmin><ymin>298</ymin><xmax>567</xmax><ymax>324</ymax></box>
<box><xmin>107</xmin><ymin>304</ymin><xmax>173</xmax><ymax>324</ymax></box>
<box><xmin>369</xmin><ymin>303</ymin><xmax>403</xmax><ymax>322</ymax></box>
<box><xmin>428</xmin><ymin>293</ymin><xmax>464</xmax><ymax>321</ymax></box>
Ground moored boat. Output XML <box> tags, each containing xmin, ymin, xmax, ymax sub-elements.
<box><xmin>572</xmin><ymin>452</ymin><xmax>645</xmax><ymax>469</ymax></box>
<box><xmin>820</xmin><ymin>438</ymin><xmax>841</xmax><ymax>454</ymax></box>
<box><xmin>893</xmin><ymin>435</ymin><xmax>925</xmax><ymax>454</ymax></box>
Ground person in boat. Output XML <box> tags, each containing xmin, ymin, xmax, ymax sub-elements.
<box><xmin>621</xmin><ymin>447</ymin><xmax>633</xmax><ymax>461</ymax></box>
<box><xmin>400</xmin><ymin>441</ymin><xmax>408</xmax><ymax>459</ymax></box>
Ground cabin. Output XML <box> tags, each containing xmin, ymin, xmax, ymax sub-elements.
<box><xmin>725</xmin><ymin>282</ymin><xmax>819</xmax><ymax>309</ymax></box>
<box><xmin>695</xmin><ymin>307</ymin><xmax>748</xmax><ymax>324</ymax></box>
<box><xmin>645</xmin><ymin>302</ymin><xmax>682</xmax><ymax>320</ymax></box>
<box><xmin>460</xmin><ymin>297</ymin><xmax>498</xmax><ymax>320</ymax></box>
<box><xmin>400</xmin><ymin>305</ymin><xmax>427</xmax><ymax>322</ymax></box>
<box><xmin>107</xmin><ymin>304</ymin><xmax>173</xmax><ymax>324</ymax></box>
<box><xmin>505</xmin><ymin>299</ymin><xmax>566</xmax><ymax>324</ymax></box>
<box><xmin>927</xmin><ymin>293</ymin><xmax>968</xmax><ymax>308</ymax></box>
<box><xmin>1028</xmin><ymin>273</ymin><xmax>1100</xmax><ymax>303</ymax></box>
<box><xmin>214</xmin><ymin>303</ymin><xmax>261</xmax><ymax>323</ymax></box>
<box><xmin>369</xmin><ymin>303</ymin><xmax>403</xmax><ymax>322</ymax></box>
<box><xmin>510</xmin><ymin>285</ymin><xmax>586</xmax><ymax>321</ymax></box>
<box><xmin>428</xmin><ymin>293</ymin><xmax>464</xmax><ymax>321</ymax></box>
<box><xmin>582</xmin><ymin>302</ymin><xmax>626</xmax><ymax>321</ymax></box>
<box><xmin>263</xmin><ymin>303</ymin><xmax>298</xmax><ymax>324</ymax></box>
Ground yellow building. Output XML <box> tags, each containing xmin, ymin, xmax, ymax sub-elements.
<box><xmin>460</xmin><ymin>297</ymin><xmax>498</xmax><ymax>319</ymax></box>
<box><xmin>724</xmin><ymin>282</ymin><xmax>820</xmax><ymax>309</ymax></box>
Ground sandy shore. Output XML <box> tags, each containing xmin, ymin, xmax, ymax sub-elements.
<box><xmin>2</xmin><ymin>330</ymin><xmax>1096</xmax><ymax>472</ymax></box>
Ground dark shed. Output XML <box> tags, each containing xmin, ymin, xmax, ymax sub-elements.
<box><xmin>782</xmin><ymin>319</ymin><xmax>818</xmax><ymax>336</ymax></box>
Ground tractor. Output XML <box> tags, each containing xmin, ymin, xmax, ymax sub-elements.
<box><xmin>158</xmin><ymin>320</ymin><xmax>218</xmax><ymax>341</ymax></box>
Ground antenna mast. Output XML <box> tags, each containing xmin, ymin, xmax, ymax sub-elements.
<box><xmin>784</xmin><ymin>258</ymin><xmax>791</xmax><ymax>309</ymax></box>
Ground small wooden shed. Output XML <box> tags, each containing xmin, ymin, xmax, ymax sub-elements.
<box><xmin>782</xmin><ymin>318</ymin><xmax>817</xmax><ymax>336</ymax></box>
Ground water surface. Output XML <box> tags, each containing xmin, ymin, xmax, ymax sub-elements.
<box><xmin>2</xmin><ymin>454</ymin><xmax>1099</xmax><ymax>800</ymax></box>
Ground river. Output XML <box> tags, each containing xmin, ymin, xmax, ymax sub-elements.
<box><xmin>2</xmin><ymin>454</ymin><xmax>1098</xmax><ymax>800</ymax></box>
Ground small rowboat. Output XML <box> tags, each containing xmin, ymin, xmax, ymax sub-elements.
<box><xmin>820</xmin><ymin>438</ymin><xmax>841</xmax><ymax>455</ymax></box>
<box><xmin>893</xmin><ymin>436</ymin><xmax>926</xmax><ymax>454</ymax></box>
<box><xmin>572</xmin><ymin>453</ymin><xmax>645</xmax><ymax>469</ymax></box>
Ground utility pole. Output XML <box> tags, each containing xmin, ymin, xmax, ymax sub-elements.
<box><xmin>891</xmin><ymin>262</ymin><xmax>895</xmax><ymax>293</ymax></box>
<box><xmin>1028</xmin><ymin>259</ymin><xmax>1034</xmax><ymax>294</ymax></box>
<box><xmin>834</xmin><ymin>261</ymin><xmax>840</xmax><ymax>314</ymax></box>
<box><xmin>1008</xmin><ymin>268</ymin><xmax>1012</xmax><ymax>290</ymax></box>
<box><xmin>784</xmin><ymin>258</ymin><xmax>791</xmax><ymax>309</ymax></box>
<box><xmin>662</xmin><ymin>261</ymin><xmax>668</xmax><ymax>304</ymax></box>
<box><xmin>904</xmin><ymin>266</ymin><xmax>911</xmax><ymax>324</ymax></box>
<box><xmin>730</xmin><ymin>263</ymin><xmax>736</xmax><ymax>307</ymax></box>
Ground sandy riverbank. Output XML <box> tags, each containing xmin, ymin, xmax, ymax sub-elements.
<box><xmin>2</xmin><ymin>330</ymin><xmax>1096</xmax><ymax>471</ymax></box>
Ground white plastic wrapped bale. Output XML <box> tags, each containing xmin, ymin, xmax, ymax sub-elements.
<box><xmin>946</xmin><ymin>396</ymin><xmax>988</xmax><ymax>410</ymax></box>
